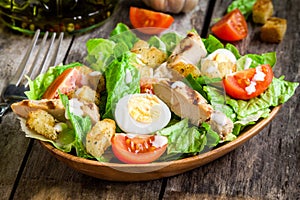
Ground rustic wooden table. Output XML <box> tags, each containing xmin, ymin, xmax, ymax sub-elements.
<box><xmin>0</xmin><ymin>0</ymin><xmax>299</xmax><ymax>199</ymax></box>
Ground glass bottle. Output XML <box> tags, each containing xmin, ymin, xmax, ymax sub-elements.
<box><xmin>0</xmin><ymin>0</ymin><xmax>118</xmax><ymax>34</ymax></box>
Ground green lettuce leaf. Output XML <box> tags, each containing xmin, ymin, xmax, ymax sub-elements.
<box><xmin>236</xmin><ymin>52</ymin><xmax>277</xmax><ymax>71</ymax></box>
<box><xmin>227</xmin><ymin>76</ymin><xmax>298</xmax><ymax>120</ymax></box>
<box><xmin>20</xmin><ymin>118</ymin><xmax>75</xmax><ymax>152</ymax></box>
<box><xmin>86</xmin><ymin>23</ymin><xmax>139</xmax><ymax>73</ymax></box>
<box><xmin>103</xmin><ymin>53</ymin><xmax>140</xmax><ymax>120</ymax></box>
<box><xmin>60</xmin><ymin>94</ymin><xmax>93</xmax><ymax>158</ymax></box>
<box><xmin>202</xmin><ymin>34</ymin><xmax>224</xmax><ymax>54</ymax></box>
<box><xmin>157</xmin><ymin>118</ymin><xmax>219</xmax><ymax>155</ymax></box>
<box><xmin>159</xmin><ymin>32</ymin><xmax>183</xmax><ymax>56</ymax></box>
<box><xmin>227</xmin><ymin>0</ymin><xmax>256</xmax><ymax>19</ymax></box>
<box><xmin>85</xmin><ymin>38</ymin><xmax>116</xmax><ymax>72</ymax></box>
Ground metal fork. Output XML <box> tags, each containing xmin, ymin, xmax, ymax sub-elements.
<box><xmin>0</xmin><ymin>30</ymin><xmax>64</xmax><ymax>120</ymax></box>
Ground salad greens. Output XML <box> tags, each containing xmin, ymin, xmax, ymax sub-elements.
<box><xmin>25</xmin><ymin>22</ymin><xmax>298</xmax><ymax>162</ymax></box>
<box><xmin>103</xmin><ymin>53</ymin><xmax>141</xmax><ymax>120</ymax></box>
<box><xmin>227</xmin><ymin>0</ymin><xmax>256</xmax><ymax>19</ymax></box>
<box><xmin>60</xmin><ymin>93</ymin><xmax>93</xmax><ymax>158</ymax></box>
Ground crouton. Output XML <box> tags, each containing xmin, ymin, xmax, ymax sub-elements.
<box><xmin>260</xmin><ymin>17</ymin><xmax>287</xmax><ymax>43</ymax></box>
<box><xmin>86</xmin><ymin>119</ymin><xmax>116</xmax><ymax>158</ymax></box>
<box><xmin>26</xmin><ymin>110</ymin><xmax>57</xmax><ymax>140</ymax></box>
<box><xmin>252</xmin><ymin>0</ymin><xmax>274</xmax><ymax>24</ymax></box>
<box><xmin>131</xmin><ymin>40</ymin><xmax>167</xmax><ymax>68</ymax></box>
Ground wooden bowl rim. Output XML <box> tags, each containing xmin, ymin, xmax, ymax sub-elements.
<box><xmin>40</xmin><ymin>105</ymin><xmax>281</xmax><ymax>170</ymax></box>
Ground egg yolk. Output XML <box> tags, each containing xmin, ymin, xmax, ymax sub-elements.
<box><xmin>128</xmin><ymin>95</ymin><xmax>161</xmax><ymax>124</ymax></box>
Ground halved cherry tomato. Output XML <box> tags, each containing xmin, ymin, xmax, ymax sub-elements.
<box><xmin>223</xmin><ymin>64</ymin><xmax>273</xmax><ymax>100</ymax></box>
<box><xmin>129</xmin><ymin>7</ymin><xmax>174</xmax><ymax>35</ymax></box>
<box><xmin>140</xmin><ymin>78</ymin><xmax>158</xmax><ymax>94</ymax></box>
<box><xmin>111</xmin><ymin>133</ymin><xmax>168</xmax><ymax>164</ymax></box>
<box><xmin>211</xmin><ymin>9</ymin><xmax>248</xmax><ymax>42</ymax></box>
<box><xmin>42</xmin><ymin>67</ymin><xmax>80</xmax><ymax>99</ymax></box>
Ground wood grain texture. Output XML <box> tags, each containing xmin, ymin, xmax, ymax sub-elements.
<box><xmin>163</xmin><ymin>0</ymin><xmax>300</xmax><ymax>199</ymax></box>
<box><xmin>0</xmin><ymin>0</ymin><xmax>299</xmax><ymax>199</ymax></box>
<box><xmin>0</xmin><ymin>23</ymin><xmax>72</xmax><ymax>199</ymax></box>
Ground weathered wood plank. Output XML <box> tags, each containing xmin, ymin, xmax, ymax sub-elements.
<box><xmin>12</xmin><ymin>141</ymin><xmax>163</xmax><ymax>200</ymax></box>
<box><xmin>163</xmin><ymin>0</ymin><xmax>300</xmax><ymax>199</ymax></box>
<box><xmin>1</xmin><ymin>0</ymin><xmax>298</xmax><ymax>199</ymax></box>
<box><xmin>9</xmin><ymin>0</ymin><xmax>210</xmax><ymax>199</ymax></box>
<box><xmin>0</xmin><ymin>24</ymin><xmax>72</xmax><ymax>199</ymax></box>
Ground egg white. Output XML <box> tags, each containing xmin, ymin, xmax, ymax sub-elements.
<box><xmin>114</xmin><ymin>93</ymin><xmax>171</xmax><ymax>134</ymax></box>
<box><xmin>200</xmin><ymin>48</ymin><xmax>237</xmax><ymax>78</ymax></box>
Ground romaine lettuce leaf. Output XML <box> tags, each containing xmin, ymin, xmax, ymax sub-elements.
<box><xmin>86</xmin><ymin>23</ymin><xmax>139</xmax><ymax>73</ymax></box>
<box><xmin>103</xmin><ymin>53</ymin><xmax>140</xmax><ymax>120</ymax></box>
<box><xmin>20</xmin><ymin>118</ymin><xmax>75</xmax><ymax>152</ymax></box>
<box><xmin>147</xmin><ymin>35</ymin><xmax>167</xmax><ymax>52</ymax></box>
<box><xmin>157</xmin><ymin>118</ymin><xmax>219</xmax><ymax>155</ymax></box>
<box><xmin>60</xmin><ymin>94</ymin><xmax>93</xmax><ymax>158</ymax></box>
<box><xmin>159</xmin><ymin>32</ymin><xmax>183</xmax><ymax>56</ymax></box>
<box><xmin>236</xmin><ymin>52</ymin><xmax>276</xmax><ymax>71</ymax></box>
<box><xmin>85</xmin><ymin>38</ymin><xmax>116</xmax><ymax>72</ymax></box>
<box><xmin>227</xmin><ymin>0</ymin><xmax>256</xmax><ymax>19</ymax></box>
<box><xmin>226</xmin><ymin>76</ymin><xmax>298</xmax><ymax>120</ymax></box>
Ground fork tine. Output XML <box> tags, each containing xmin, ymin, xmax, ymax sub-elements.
<box><xmin>27</xmin><ymin>31</ymin><xmax>49</xmax><ymax>81</ymax></box>
<box><xmin>39</xmin><ymin>32</ymin><xmax>57</xmax><ymax>75</ymax></box>
<box><xmin>10</xmin><ymin>29</ymin><xmax>40</xmax><ymax>86</ymax></box>
<box><xmin>49</xmin><ymin>32</ymin><xmax>64</xmax><ymax>67</ymax></box>
<box><xmin>25</xmin><ymin>31</ymin><xmax>64</xmax><ymax>88</ymax></box>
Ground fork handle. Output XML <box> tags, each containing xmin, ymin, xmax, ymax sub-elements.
<box><xmin>0</xmin><ymin>102</ymin><xmax>10</xmax><ymax>122</ymax></box>
<box><xmin>2</xmin><ymin>84</ymin><xmax>28</xmax><ymax>102</ymax></box>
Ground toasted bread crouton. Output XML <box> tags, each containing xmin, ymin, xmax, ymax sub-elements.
<box><xmin>26</xmin><ymin>110</ymin><xmax>57</xmax><ymax>140</ymax></box>
<box><xmin>252</xmin><ymin>0</ymin><xmax>274</xmax><ymax>24</ymax></box>
<box><xmin>260</xmin><ymin>17</ymin><xmax>287</xmax><ymax>43</ymax></box>
<box><xmin>131</xmin><ymin>40</ymin><xmax>167</xmax><ymax>68</ymax></box>
<box><xmin>86</xmin><ymin>119</ymin><xmax>116</xmax><ymax>158</ymax></box>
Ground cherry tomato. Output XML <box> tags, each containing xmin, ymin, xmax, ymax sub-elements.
<box><xmin>111</xmin><ymin>133</ymin><xmax>168</xmax><ymax>164</ymax></box>
<box><xmin>140</xmin><ymin>78</ymin><xmax>158</xmax><ymax>94</ymax></box>
<box><xmin>129</xmin><ymin>7</ymin><xmax>174</xmax><ymax>35</ymax></box>
<box><xmin>223</xmin><ymin>64</ymin><xmax>273</xmax><ymax>100</ymax></box>
<box><xmin>211</xmin><ymin>9</ymin><xmax>248</xmax><ymax>42</ymax></box>
<box><xmin>42</xmin><ymin>67</ymin><xmax>80</xmax><ymax>99</ymax></box>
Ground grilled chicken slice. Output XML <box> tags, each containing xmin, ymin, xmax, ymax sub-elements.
<box><xmin>153</xmin><ymin>80</ymin><xmax>234</xmax><ymax>138</ymax></box>
<box><xmin>207</xmin><ymin>110</ymin><xmax>234</xmax><ymax>140</ymax></box>
<box><xmin>11</xmin><ymin>99</ymin><xmax>66</xmax><ymax>121</ymax></box>
<box><xmin>153</xmin><ymin>80</ymin><xmax>213</xmax><ymax>125</ymax></box>
<box><xmin>166</xmin><ymin>31</ymin><xmax>207</xmax><ymax>79</ymax></box>
<box><xmin>11</xmin><ymin>98</ymin><xmax>100</xmax><ymax>125</ymax></box>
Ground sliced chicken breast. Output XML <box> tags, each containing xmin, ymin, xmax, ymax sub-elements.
<box><xmin>153</xmin><ymin>80</ymin><xmax>212</xmax><ymax>125</ymax></box>
<box><xmin>153</xmin><ymin>80</ymin><xmax>234</xmax><ymax>138</ymax></box>
<box><xmin>11</xmin><ymin>98</ymin><xmax>100</xmax><ymax>125</ymax></box>
<box><xmin>11</xmin><ymin>99</ymin><xmax>66</xmax><ymax>121</ymax></box>
<box><xmin>166</xmin><ymin>31</ymin><xmax>207</xmax><ymax>79</ymax></box>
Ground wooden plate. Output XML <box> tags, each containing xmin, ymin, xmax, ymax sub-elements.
<box><xmin>40</xmin><ymin>106</ymin><xmax>281</xmax><ymax>181</ymax></box>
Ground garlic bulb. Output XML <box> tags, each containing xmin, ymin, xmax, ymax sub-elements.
<box><xmin>142</xmin><ymin>0</ymin><xmax>199</xmax><ymax>14</ymax></box>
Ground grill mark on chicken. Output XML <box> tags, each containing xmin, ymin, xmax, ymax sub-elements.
<box><xmin>181</xmin><ymin>44</ymin><xmax>193</xmax><ymax>53</ymax></box>
<box><xmin>46</xmin><ymin>101</ymin><xmax>56</xmax><ymax>109</ymax></box>
<box><xmin>187</xmin><ymin>32</ymin><xmax>194</xmax><ymax>37</ymax></box>
<box><xmin>153</xmin><ymin>80</ymin><xmax>234</xmax><ymax>139</ymax></box>
<box><xmin>21</xmin><ymin>100</ymin><xmax>29</xmax><ymax>107</ymax></box>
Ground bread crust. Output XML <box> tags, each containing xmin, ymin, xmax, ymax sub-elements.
<box><xmin>260</xmin><ymin>17</ymin><xmax>287</xmax><ymax>43</ymax></box>
<box><xmin>252</xmin><ymin>0</ymin><xmax>274</xmax><ymax>24</ymax></box>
